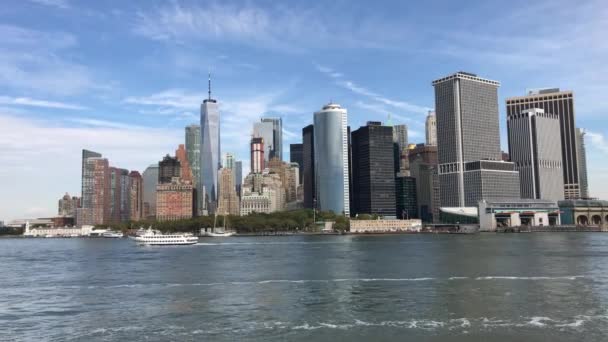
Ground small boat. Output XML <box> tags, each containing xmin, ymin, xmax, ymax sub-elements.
<box><xmin>102</xmin><ymin>231</ymin><xmax>123</xmax><ymax>238</ymax></box>
<box><xmin>200</xmin><ymin>214</ymin><xmax>235</xmax><ymax>237</ymax></box>
<box><xmin>131</xmin><ymin>227</ymin><xmax>198</xmax><ymax>246</ymax></box>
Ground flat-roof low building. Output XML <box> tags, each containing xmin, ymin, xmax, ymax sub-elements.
<box><xmin>479</xmin><ymin>199</ymin><xmax>560</xmax><ymax>231</ymax></box>
<box><xmin>350</xmin><ymin>219</ymin><xmax>423</xmax><ymax>233</ymax></box>
<box><xmin>559</xmin><ymin>200</ymin><xmax>608</xmax><ymax>227</ymax></box>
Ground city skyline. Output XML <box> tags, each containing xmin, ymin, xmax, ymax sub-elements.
<box><xmin>1</xmin><ymin>0</ymin><xmax>607</xmax><ymax>220</ymax></box>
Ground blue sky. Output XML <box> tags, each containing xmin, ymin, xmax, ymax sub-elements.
<box><xmin>1</xmin><ymin>0</ymin><xmax>607</xmax><ymax>221</ymax></box>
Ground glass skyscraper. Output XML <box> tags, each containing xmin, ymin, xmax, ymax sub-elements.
<box><xmin>313</xmin><ymin>103</ymin><xmax>350</xmax><ymax>216</ymax></box>
<box><xmin>253</xmin><ymin>117</ymin><xmax>282</xmax><ymax>161</ymax></box>
<box><xmin>200</xmin><ymin>77</ymin><xmax>220</xmax><ymax>214</ymax></box>
<box><xmin>185</xmin><ymin>124</ymin><xmax>200</xmax><ymax>187</ymax></box>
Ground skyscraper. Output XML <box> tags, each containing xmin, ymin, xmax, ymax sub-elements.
<box><xmin>128</xmin><ymin>171</ymin><xmax>143</xmax><ymax>221</ymax></box>
<box><xmin>425</xmin><ymin>111</ymin><xmax>437</xmax><ymax>146</ymax></box>
<box><xmin>290</xmin><ymin>143</ymin><xmax>304</xmax><ymax>184</ymax></box>
<box><xmin>175</xmin><ymin>144</ymin><xmax>193</xmax><ymax>183</ymax></box>
<box><xmin>77</xmin><ymin>150</ymin><xmax>107</xmax><ymax>226</ymax></box>
<box><xmin>185</xmin><ymin>125</ymin><xmax>201</xmax><ymax>186</ymax></box>
<box><xmin>142</xmin><ymin>165</ymin><xmax>158</xmax><ymax>219</ymax></box>
<box><xmin>200</xmin><ymin>75</ymin><xmax>221</xmax><ymax>215</ymax></box>
<box><xmin>507</xmin><ymin>108</ymin><xmax>564</xmax><ymax>201</ymax></box>
<box><xmin>302</xmin><ymin>125</ymin><xmax>315</xmax><ymax>209</ymax></box>
<box><xmin>314</xmin><ymin>103</ymin><xmax>350</xmax><ymax>216</ymax></box>
<box><xmin>250</xmin><ymin>137</ymin><xmax>265</xmax><ymax>174</ymax></box>
<box><xmin>158</xmin><ymin>155</ymin><xmax>181</xmax><ymax>184</ymax></box>
<box><xmin>58</xmin><ymin>193</ymin><xmax>80</xmax><ymax>217</ymax></box>
<box><xmin>577</xmin><ymin>128</ymin><xmax>589</xmax><ymax>199</ymax></box>
<box><xmin>253</xmin><ymin>117</ymin><xmax>283</xmax><ymax>161</ymax></box>
<box><xmin>110</xmin><ymin>167</ymin><xmax>129</xmax><ymax>223</ymax></box>
<box><xmin>223</xmin><ymin>152</ymin><xmax>235</xmax><ymax>169</ymax></box>
<box><xmin>217</xmin><ymin>168</ymin><xmax>240</xmax><ymax>216</ymax></box>
<box><xmin>351</xmin><ymin>122</ymin><xmax>396</xmax><ymax>217</ymax></box>
<box><xmin>78</xmin><ymin>157</ymin><xmax>110</xmax><ymax>226</ymax></box>
<box><xmin>433</xmin><ymin>72</ymin><xmax>520</xmax><ymax>207</ymax></box>
<box><xmin>506</xmin><ymin>89</ymin><xmax>580</xmax><ymax>199</ymax></box>
<box><xmin>395</xmin><ymin>174</ymin><xmax>418</xmax><ymax>219</ymax></box>
<box><xmin>234</xmin><ymin>160</ymin><xmax>243</xmax><ymax>196</ymax></box>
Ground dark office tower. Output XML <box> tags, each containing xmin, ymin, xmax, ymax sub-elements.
<box><xmin>302</xmin><ymin>124</ymin><xmax>315</xmax><ymax>209</ymax></box>
<box><xmin>395</xmin><ymin>175</ymin><xmax>418</xmax><ymax>219</ymax></box>
<box><xmin>158</xmin><ymin>155</ymin><xmax>181</xmax><ymax>184</ymax></box>
<box><xmin>351</xmin><ymin>122</ymin><xmax>396</xmax><ymax>217</ymax></box>
<box><xmin>290</xmin><ymin>143</ymin><xmax>304</xmax><ymax>184</ymax></box>
<box><xmin>433</xmin><ymin>72</ymin><xmax>520</xmax><ymax>207</ymax></box>
<box><xmin>506</xmin><ymin>89</ymin><xmax>580</xmax><ymax>199</ymax></box>
<box><xmin>576</xmin><ymin>128</ymin><xmax>589</xmax><ymax>199</ymax></box>
<box><xmin>234</xmin><ymin>160</ymin><xmax>243</xmax><ymax>197</ymax></box>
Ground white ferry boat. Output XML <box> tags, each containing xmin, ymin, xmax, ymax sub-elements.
<box><xmin>132</xmin><ymin>228</ymin><xmax>198</xmax><ymax>246</ymax></box>
<box><xmin>102</xmin><ymin>231</ymin><xmax>123</xmax><ymax>238</ymax></box>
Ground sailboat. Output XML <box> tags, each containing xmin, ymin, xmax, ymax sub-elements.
<box><xmin>201</xmin><ymin>213</ymin><xmax>235</xmax><ymax>237</ymax></box>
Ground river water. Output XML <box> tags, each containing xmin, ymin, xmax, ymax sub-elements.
<box><xmin>2</xmin><ymin>234</ymin><xmax>608</xmax><ymax>341</ymax></box>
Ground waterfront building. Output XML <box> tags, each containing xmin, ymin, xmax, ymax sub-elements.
<box><xmin>250</xmin><ymin>137</ymin><xmax>265</xmax><ymax>174</ymax></box>
<box><xmin>559</xmin><ymin>200</ymin><xmax>608</xmax><ymax>226</ymax></box>
<box><xmin>223</xmin><ymin>152</ymin><xmax>235</xmax><ymax>170</ymax></box>
<box><xmin>156</xmin><ymin>177</ymin><xmax>194</xmax><ymax>221</ymax></box>
<box><xmin>142</xmin><ymin>165</ymin><xmax>158</xmax><ymax>219</ymax></box>
<box><xmin>433</xmin><ymin>71</ymin><xmax>520</xmax><ymax>207</ymax></box>
<box><xmin>78</xmin><ymin>157</ymin><xmax>110</xmax><ymax>226</ymax></box>
<box><xmin>506</xmin><ymin>89</ymin><xmax>580</xmax><ymax>199</ymax></box>
<box><xmin>176</xmin><ymin>144</ymin><xmax>193</xmax><ymax>184</ymax></box>
<box><xmin>217</xmin><ymin>168</ymin><xmax>240</xmax><ymax>216</ymax></box>
<box><xmin>109</xmin><ymin>167</ymin><xmax>130</xmax><ymax>223</ymax></box>
<box><xmin>290</xmin><ymin>143</ymin><xmax>304</xmax><ymax>184</ymax></box>
<box><xmin>351</xmin><ymin>122</ymin><xmax>396</xmax><ymax>217</ymax></box>
<box><xmin>314</xmin><ymin>103</ymin><xmax>350</xmax><ymax>216</ymax></box>
<box><xmin>350</xmin><ymin>219</ymin><xmax>423</xmax><ymax>233</ymax></box>
<box><xmin>128</xmin><ymin>171</ymin><xmax>143</xmax><ymax>221</ymax></box>
<box><xmin>479</xmin><ymin>199</ymin><xmax>561</xmax><ymax>231</ymax></box>
<box><xmin>77</xmin><ymin>150</ymin><xmax>101</xmax><ymax>226</ymax></box>
<box><xmin>507</xmin><ymin>108</ymin><xmax>564</xmax><ymax>201</ymax></box>
<box><xmin>395</xmin><ymin>173</ymin><xmax>418</xmax><ymax>219</ymax></box>
<box><xmin>426</xmin><ymin>111</ymin><xmax>437</xmax><ymax>146</ymax></box>
<box><xmin>200</xmin><ymin>75</ymin><xmax>221</xmax><ymax>215</ymax></box>
<box><xmin>576</xmin><ymin>128</ymin><xmax>589</xmax><ymax>199</ymax></box>
<box><xmin>234</xmin><ymin>160</ymin><xmax>243</xmax><ymax>196</ymax></box>
<box><xmin>158</xmin><ymin>155</ymin><xmax>181</xmax><ymax>184</ymax></box>
<box><xmin>302</xmin><ymin>124</ymin><xmax>315</xmax><ymax>209</ymax></box>
<box><xmin>253</xmin><ymin>117</ymin><xmax>283</xmax><ymax>161</ymax></box>
<box><xmin>58</xmin><ymin>193</ymin><xmax>80</xmax><ymax>217</ymax></box>
<box><xmin>240</xmin><ymin>193</ymin><xmax>272</xmax><ymax>215</ymax></box>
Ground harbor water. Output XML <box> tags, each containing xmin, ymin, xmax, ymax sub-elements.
<box><xmin>2</xmin><ymin>233</ymin><xmax>608</xmax><ymax>341</ymax></box>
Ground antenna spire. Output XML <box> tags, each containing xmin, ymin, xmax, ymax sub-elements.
<box><xmin>208</xmin><ymin>73</ymin><xmax>212</xmax><ymax>100</ymax></box>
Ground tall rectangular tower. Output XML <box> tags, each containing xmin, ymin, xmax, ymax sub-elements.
<box><xmin>200</xmin><ymin>75</ymin><xmax>220</xmax><ymax>214</ymax></box>
<box><xmin>433</xmin><ymin>72</ymin><xmax>520</xmax><ymax>207</ymax></box>
<box><xmin>302</xmin><ymin>125</ymin><xmax>315</xmax><ymax>209</ymax></box>
<box><xmin>506</xmin><ymin>89</ymin><xmax>580</xmax><ymax>199</ymax></box>
<box><xmin>185</xmin><ymin>125</ymin><xmax>200</xmax><ymax>186</ymax></box>
<box><xmin>290</xmin><ymin>143</ymin><xmax>303</xmax><ymax>184</ymax></box>
<box><xmin>576</xmin><ymin>128</ymin><xmax>589</xmax><ymax>199</ymax></box>
<box><xmin>507</xmin><ymin>108</ymin><xmax>564</xmax><ymax>201</ymax></box>
<box><xmin>351</xmin><ymin>122</ymin><xmax>396</xmax><ymax>217</ymax></box>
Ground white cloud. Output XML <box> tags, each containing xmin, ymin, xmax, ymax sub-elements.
<box><xmin>316</xmin><ymin>64</ymin><xmax>431</xmax><ymax>115</ymax></box>
<box><xmin>0</xmin><ymin>96</ymin><xmax>87</xmax><ymax>110</ymax></box>
<box><xmin>586</xmin><ymin>131</ymin><xmax>608</xmax><ymax>154</ymax></box>
<box><xmin>27</xmin><ymin>0</ymin><xmax>70</xmax><ymax>9</ymax></box>
<box><xmin>133</xmin><ymin>2</ymin><xmax>399</xmax><ymax>51</ymax></box>
<box><xmin>124</xmin><ymin>89</ymin><xmax>202</xmax><ymax>109</ymax></box>
<box><xmin>0</xmin><ymin>113</ymin><xmax>181</xmax><ymax>221</ymax></box>
<box><xmin>0</xmin><ymin>24</ymin><xmax>96</xmax><ymax>96</ymax></box>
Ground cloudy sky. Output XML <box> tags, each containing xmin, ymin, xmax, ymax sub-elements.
<box><xmin>1</xmin><ymin>0</ymin><xmax>607</xmax><ymax>221</ymax></box>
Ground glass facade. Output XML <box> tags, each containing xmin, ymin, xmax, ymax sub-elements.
<box><xmin>200</xmin><ymin>98</ymin><xmax>220</xmax><ymax>214</ymax></box>
<box><xmin>314</xmin><ymin>104</ymin><xmax>349</xmax><ymax>216</ymax></box>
